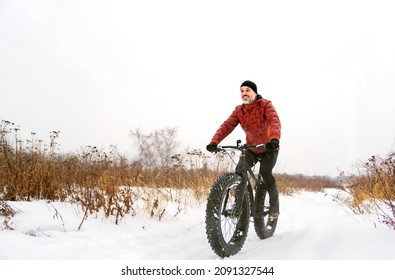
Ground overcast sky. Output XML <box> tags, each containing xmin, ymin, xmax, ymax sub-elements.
<box><xmin>1</xmin><ymin>0</ymin><xmax>394</xmax><ymax>177</ymax></box>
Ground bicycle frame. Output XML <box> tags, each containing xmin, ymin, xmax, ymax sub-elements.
<box><xmin>218</xmin><ymin>140</ymin><xmax>266</xmax><ymax>219</ymax></box>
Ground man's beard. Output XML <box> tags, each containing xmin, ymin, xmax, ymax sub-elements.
<box><xmin>242</xmin><ymin>96</ymin><xmax>254</xmax><ymax>104</ymax></box>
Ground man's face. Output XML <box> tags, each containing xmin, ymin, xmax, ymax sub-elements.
<box><xmin>240</xmin><ymin>86</ymin><xmax>257</xmax><ymax>104</ymax></box>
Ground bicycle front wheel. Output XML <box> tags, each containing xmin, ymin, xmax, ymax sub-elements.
<box><xmin>205</xmin><ymin>173</ymin><xmax>250</xmax><ymax>258</ymax></box>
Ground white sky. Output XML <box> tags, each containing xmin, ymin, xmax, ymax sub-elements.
<box><xmin>1</xmin><ymin>0</ymin><xmax>395</xmax><ymax>177</ymax></box>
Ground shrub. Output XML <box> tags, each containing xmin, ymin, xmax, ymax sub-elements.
<box><xmin>340</xmin><ymin>152</ymin><xmax>395</xmax><ymax>229</ymax></box>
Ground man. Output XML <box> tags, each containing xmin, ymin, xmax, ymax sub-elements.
<box><xmin>206</xmin><ymin>80</ymin><xmax>281</xmax><ymax>224</ymax></box>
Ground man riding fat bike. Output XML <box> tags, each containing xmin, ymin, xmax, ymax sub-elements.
<box><xmin>206</xmin><ymin>80</ymin><xmax>282</xmax><ymax>226</ymax></box>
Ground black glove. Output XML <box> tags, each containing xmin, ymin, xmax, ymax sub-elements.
<box><xmin>265</xmin><ymin>139</ymin><xmax>279</xmax><ymax>151</ymax></box>
<box><xmin>206</xmin><ymin>142</ymin><xmax>218</xmax><ymax>152</ymax></box>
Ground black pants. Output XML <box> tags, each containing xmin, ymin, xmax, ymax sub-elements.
<box><xmin>235</xmin><ymin>150</ymin><xmax>280</xmax><ymax>215</ymax></box>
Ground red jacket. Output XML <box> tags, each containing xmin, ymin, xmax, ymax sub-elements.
<box><xmin>211</xmin><ymin>97</ymin><xmax>281</xmax><ymax>153</ymax></box>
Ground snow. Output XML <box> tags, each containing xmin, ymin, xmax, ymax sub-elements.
<box><xmin>1</xmin><ymin>189</ymin><xmax>394</xmax><ymax>278</ymax></box>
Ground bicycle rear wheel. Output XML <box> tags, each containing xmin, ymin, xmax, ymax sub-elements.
<box><xmin>205</xmin><ymin>173</ymin><xmax>250</xmax><ymax>258</ymax></box>
<box><xmin>253</xmin><ymin>184</ymin><xmax>277</xmax><ymax>239</ymax></box>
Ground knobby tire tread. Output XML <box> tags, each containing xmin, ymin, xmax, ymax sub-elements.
<box><xmin>205</xmin><ymin>173</ymin><xmax>250</xmax><ymax>258</ymax></box>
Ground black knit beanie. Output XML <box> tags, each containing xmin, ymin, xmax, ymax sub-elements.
<box><xmin>240</xmin><ymin>80</ymin><xmax>257</xmax><ymax>93</ymax></box>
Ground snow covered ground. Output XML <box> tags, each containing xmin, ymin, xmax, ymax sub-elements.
<box><xmin>1</xmin><ymin>189</ymin><xmax>394</xmax><ymax>279</ymax></box>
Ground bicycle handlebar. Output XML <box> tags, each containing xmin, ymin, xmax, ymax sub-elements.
<box><xmin>217</xmin><ymin>142</ymin><xmax>267</xmax><ymax>152</ymax></box>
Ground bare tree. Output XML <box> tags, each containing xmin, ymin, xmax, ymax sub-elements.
<box><xmin>130</xmin><ymin>127</ymin><xmax>180</xmax><ymax>169</ymax></box>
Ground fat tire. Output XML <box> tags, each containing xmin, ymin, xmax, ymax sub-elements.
<box><xmin>205</xmin><ymin>173</ymin><xmax>250</xmax><ymax>258</ymax></box>
<box><xmin>253</xmin><ymin>185</ymin><xmax>277</xmax><ymax>239</ymax></box>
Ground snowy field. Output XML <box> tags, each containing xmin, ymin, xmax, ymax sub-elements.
<box><xmin>1</xmin><ymin>189</ymin><xmax>394</xmax><ymax>279</ymax></box>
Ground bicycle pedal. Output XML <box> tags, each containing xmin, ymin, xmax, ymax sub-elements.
<box><xmin>267</xmin><ymin>215</ymin><xmax>278</xmax><ymax>228</ymax></box>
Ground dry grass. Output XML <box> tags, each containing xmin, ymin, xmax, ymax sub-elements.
<box><xmin>276</xmin><ymin>173</ymin><xmax>342</xmax><ymax>195</ymax></box>
<box><xmin>0</xmin><ymin>121</ymin><xmax>228</xmax><ymax>224</ymax></box>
